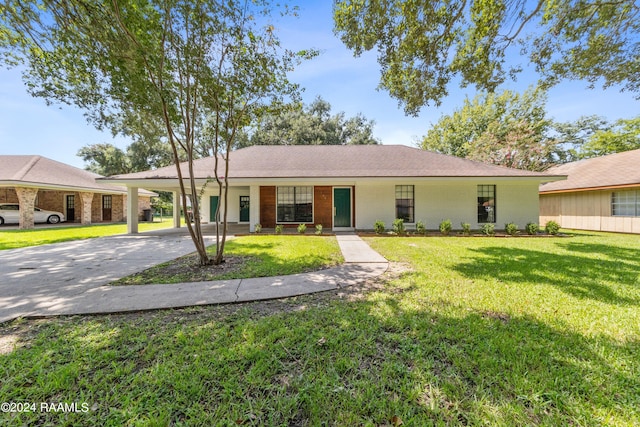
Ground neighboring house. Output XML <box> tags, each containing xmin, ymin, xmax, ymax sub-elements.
<box><xmin>0</xmin><ymin>155</ymin><xmax>156</xmax><ymax>229</ymax></box>
<box><xmin>102</xmin><ymin>145</ymin><xmax>564</xmax><ymax>233</ymax></box>
<box><xmin>540</xmin><ymin>149</ymin><xmax>640</xmax><ymax>234</ymax></box>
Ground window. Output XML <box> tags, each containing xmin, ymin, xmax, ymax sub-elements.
<box><xmin>395</xmin><ymin>185</ymin><xmax>414</xmax><ymax>223</ymax></box>
<box><xmin>477</xmin><ymin>185</ymin><xmax>496</xmax><ymax>223</ymax></box>
<box><xmin>612</xmin><ymin>190</ymin><xmax>639</xmax><ymax>216</ymax></box>
<box><xmin>103</xmin><ymin>195</ymin><xmax>112</xmax><ymax>209</ymax></box>
<box><xmin>277</xmin><ymin>186</ymin><xmax>313</xmax><ymax>223</ymax></box>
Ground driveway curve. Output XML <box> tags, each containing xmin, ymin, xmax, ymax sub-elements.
<box><xmin>0</xmin><ymin>230</ymin><xmax>387</xmax><ymax>323</ymax></box>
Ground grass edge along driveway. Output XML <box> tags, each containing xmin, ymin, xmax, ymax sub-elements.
<box><xmin>0</xmin><ymin>221</ymin><xmax>177</xmax><ymax>250</ymax></box>
<box><xmin>1</xmin><ymin>231</ymin><xmax>638</xmax><ymax>426</ymax></box>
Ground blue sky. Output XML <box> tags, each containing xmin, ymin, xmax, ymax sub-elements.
<box><xmin>1</xmin><ymin>1</ymin><xmax>638</xmax><ymax>170</ymax></box>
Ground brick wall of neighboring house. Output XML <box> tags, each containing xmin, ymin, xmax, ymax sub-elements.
<box><xmin>113</xmin><ymin>194</ymin><xmax>125</xmax><ymax>222</ymax></box>
<box><xmin>36</xmin><ymin>190</ymin><xmax>67</xmax><ymax>214</ymax></box>
<box><xmin>90</xmin><ymin>193</ymin><xmax>100</xmax><ymax>222</ymax></box>
<box><xmin>2</xmin><ymin>187</ymin><xmax>153</xmax><ymax>223</ymax></box>
<box><xmin>0</xmin><ymin>188</ymin><xmax>19</xmax><ymax>203</ymax></box>
<box><xmin>138</xmin><ymin>196</ymin><xmax>151</xmax><ymax>216</ymax></box>
<box><xmin>122</xmin><ymin>195</ymin><xmax>154</xmax><ymax>220</ymax></box>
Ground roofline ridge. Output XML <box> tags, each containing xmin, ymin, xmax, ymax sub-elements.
<box><xmin>13</xmin><ymin>155</ymin><xmax>42</xmax><ymax>181</ymax></box>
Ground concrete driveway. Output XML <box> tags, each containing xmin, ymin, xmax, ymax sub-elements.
<box><xmin>0</xmin><ymin>230</ymin><xmax>387</xmax><ymax>324</ymax></box>
<box><xmin>0</xmin><ymin>229</ymin><xmax>214</xmax><ymax>323</ymax></box>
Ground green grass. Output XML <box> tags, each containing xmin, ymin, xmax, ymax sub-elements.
<box><xmin>0</xmin><ymin>220</ymin><xmax>178</xmax><ymax>250</ymax></box>
<box><xmin>1</xmin><ymin>231</ymin><xmax>639</xmax><ymax>426</ymax></box>
<box><xmin>111</xmin><ymin>235</ymin><xmax>345</xmax><ymax>285</ymax></box>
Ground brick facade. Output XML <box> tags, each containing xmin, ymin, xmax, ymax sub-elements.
<box><xmin>1</xmin><ymin>188</ymin><xmax>152</xmax><ymax>224</ymax></box>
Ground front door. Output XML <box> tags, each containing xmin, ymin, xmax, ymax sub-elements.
<box><xmin>239</xmin><ymin>196</ymin><xmax>250</xmax><ymax>222</ymax></box>
<box><xmin>66</xmin><ymin>195</ymin><xmax>75</xmax><ymax>222</ymax></box>
<box><xmin>333</xmin><ymin>188</ymin><xmax>351</xmax><ymax>228</ymax></box>
<box><xmin>102</xmin><ymin>195</ymin><xmax>112</xmax><ymax>221</ymax></box>
<box><xmin>209</xmin><ymin>196</ymin><xmax>219</xmax><ymax>222</ymax></box>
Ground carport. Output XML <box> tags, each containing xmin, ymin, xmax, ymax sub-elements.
<box><xmin>0</xmin><ymin>155</ymin><xmax>155</xmax><ymax>229</ymax></box>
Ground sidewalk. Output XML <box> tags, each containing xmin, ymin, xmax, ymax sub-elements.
<box><xmin>0</xmin><ymin>233</ymin><xmax>387</xmax><ymax>323</ymax></box>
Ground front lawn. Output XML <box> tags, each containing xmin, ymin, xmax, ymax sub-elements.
<box><xmin>0</xmin><ymin>220</ymin><xmax>177</xmax><ymax>250</ymax></box>
<box><xmin>111</xmin><ymin>235</ymin><xmax>345</xmax><ymax>285</ymax></box>
<box><xmin>1</xmin><ymin>232</ymin><xmax>638</xmax><ymax>426</ymax></box>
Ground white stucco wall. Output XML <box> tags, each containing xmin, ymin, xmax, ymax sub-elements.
<box><xmin>355</xmin><ymin>180</ymin><xmax>541</xmax><ymax>231</ymax></box>
<box><xmin>201</xmin><ymin>186</ymin><xmax>250</xmax><ymax>223</ymax></box>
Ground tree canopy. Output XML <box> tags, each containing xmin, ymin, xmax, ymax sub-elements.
<box><xmin>236</xmin><ymin>96</ymin><xmax>379</xmax><ymax>147</ymax></box>
<box><xmin>334</xmin><ymin>0</ymin><xmax>640</xmax><ymax>115</ymax></box>
<box><xmin>578</xmin><ymin>117</ymin><xmax>640</xmax><ymax>159</ymax></box>
<box><xmin>421</xmin><ymin>87</ymin><xmax>640</xmax><ymax>169</ymax></box>
<box><xmin>421</xmin><ymin>88</ymin><xmax>560</xmax><ymax>170</ymax></box>
<box><xmin>1</xmin><ymin>0</ymin><xmax>314</xmax><ymax>265</ymax></box>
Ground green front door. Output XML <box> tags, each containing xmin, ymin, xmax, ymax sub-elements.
<box><xmin>209</xmin><ymin>196</ymin><xmax>219</xmax><ymax>222</ymax></box>
<box><xmin>239</xmin><ymin>196</ymin><xmax>250</xmax><ymax>222</ymax></box>
<box><xmin>333</xmin><ymin>188</ymin><xmax>351</xmax><ymax>228</ymax></box>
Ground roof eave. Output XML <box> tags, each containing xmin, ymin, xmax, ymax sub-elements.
<box><xmin>540</xmin><ymin>182</ymin><xmax>640</xmax><ymax>195</ymax></box>
<box><xmin>0</xmin><ymin>180</ymin><xmax>156</xmax><ymax>196</ymax></box>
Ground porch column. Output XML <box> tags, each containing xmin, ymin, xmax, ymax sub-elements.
<box><xmin>172</xmin><ymin>191</ymin><xmax>181</xmax><ymax>228</ymax></box>
<box><xmin>15</xmin><ymin>187</ymin><xmax>38</xmax><ymax>230</ymax></box>
<box><xmin>79</xmin><ymin>192</ymin><xmax>94</xmax><ymax>225</ymax></box>
<box><xmin>127</xmin><ymin>186</ymin><xmax>139</xmax><ymax>234</ymax></box>
<box><xmin>249</xmin><ymin>185</ymin><xmax>260</xmax><ymax>232</ymax></box>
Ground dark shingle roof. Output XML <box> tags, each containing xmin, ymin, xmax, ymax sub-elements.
<box><xmin>105</xmin><ymin>145</ymin><xmax>562</xmax><ymax>180</ymax></box>
<box><xmin>0</xmin><ymin>155</ymin><xmax>155</xmax><ymax>195</ymax></box>
<box><xmin>540</xmin><ymin>149</ymin><xmax>640</xmax><ymax>193</ymax></box>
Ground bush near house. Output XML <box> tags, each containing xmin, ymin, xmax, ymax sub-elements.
<box><xmin>439</xmin><ymin>219</ymin><xmax>452</xmax><ymax>235</ymax></box>
<box><xmin>505</xmin><ymin>222</ymin><xmax>519</xmax><ymax>236</ymax></box>
<box><xmin>525</xmin><ymin>222</ymin><xmax>539</xmax><ymax>235</ymax></box>
<box><xmin>392</xmin><ymin>218</ymin><xmax>406</xmax><ymax>235</ymax></box>
<box><xmin>546</xmin><ymin>220</ymin><xmax>561</xmax><ymax>235</ymax></box>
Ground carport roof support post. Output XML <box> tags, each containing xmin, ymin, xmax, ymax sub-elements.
<box><xmin>15</xmin><ymin>187</ymin><xmax>38</xmax><ymax>229</ymax></box>
<box><xmin>127</xmin><ymin>186</ymin><xmax>139</xmax><ymax>234</ymax></box>
<box><xmin>79</xmin><ymin>192</ymin><xmax>93</xmax><ymax>225</ymax></box>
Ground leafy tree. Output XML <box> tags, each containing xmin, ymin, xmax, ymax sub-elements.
<box><xmin>77</xmin><ymin>143</ymin><xmax>131</xmax><ymax>176</ymax></box>
<box><xmin>334</xmin><ymin>0</ymin><xmax>640</xmax><ymax>115</ymax></box>
<box><xmin>468</xmin><ymin>119</ymin><xmax>559</xmax><ymax>171</ymax></box>
<box><xmin>78</xmin><ymin>140</ymin><xmax>174</xmax><ymax>176</ymax></box>
<box><xmin>421</xmin><ymin>88</ymin><xmax>560</xmax><ymax>170</ymax></box>
<box><xmin>579</xmin><ymin>116</ymin><xmax>640</xmax><ymax>158</ymax></box>
<box><xmin>2</xmin><ymin>0</ymin><xmax>313</xmax><ymax>265</ymax></box>
<box><xmin>552</xmin><ymin>115</ymin><xmax>611</xmax><ymax>163</ymax></box>
<box><xmin>237</xmin><ymin>96</ymin><xmax>379</xmax><ymax>147</ymax></box>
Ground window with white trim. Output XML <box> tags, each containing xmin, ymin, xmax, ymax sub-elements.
<box><xmin>612</xmin><ymin>190</ymin><xmax>639</xmax><ymax>216</ymax></box>
<box><xmin>277</xmin><ymin>186</ymin><xmax>313</xmax><ymax>223</ymax></box>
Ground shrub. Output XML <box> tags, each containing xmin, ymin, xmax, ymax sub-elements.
<box><xmin>392</xmin><ymin>218</ymin><xmax>406</xmax><ymax>235</ymax></box>
<box><xmin>545</xmin><ymin>220</ymin><xmax>560</xmax><ymax>235</ymax></box>
<box><xmin>374</xmin><ymin>220</ymin><xmax>385</xmax><ymax>234</ymax></box>
<box><xmin>415</xmin><ymin>220</ymin><xmax>426</xmax><ymax>235</ymax></box>
<box><xmin>481</xmin><ymin>223</ymin><xmax>495</xmax><ymax>236</ymax></box>
<box><xmin>275</xmin><ymin>224</ymin><xmax>283</xmax><ymax>234</ymax></box>
<box><xmin>315</xmin><ymin>224</ymin><xmax>323</xmax><ymax>235</ymax></box>
<box><xmin>525</xmin><ymin>222</ymin><xmax>539</xmax><ymax>235</ymax></box>
<box><xmin>297</xmin><ymin>223</ymin><xmax>307</xmax><ymax>234</ymax></box>
<box><xmin>439</xmin><ymin>219</ymin><xmax>452</xmax><ymax>235</ymax></box>
<box><xmin>505</xmin><ymin>222</ymin><xmax>519</xmax><ymax>236</ymax></box>
<box><xmin>460</xmin><ymin>222</ymin><xmax>471</xmax><ymax>236</ymax></box>
<box><xmin>254</xmin><ymin>223</ymin><xmax>262</xmax><ymax>233</ymax></box>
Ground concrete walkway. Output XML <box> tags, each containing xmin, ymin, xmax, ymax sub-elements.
<box><xmin>0</xmin><ymin>231</ymin><xmax>387</xmax><ymax>324</ymax></box>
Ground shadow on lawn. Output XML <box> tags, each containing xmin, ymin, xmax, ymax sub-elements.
<box><xmin>1</xmin><ymin>292</ymin><xmax>639</xmax><ymax>426</ymax></box>
<box><xmin>452</xmin><ymin>241</ymin><xmax>640</xmax><ymax>305</ymax></box>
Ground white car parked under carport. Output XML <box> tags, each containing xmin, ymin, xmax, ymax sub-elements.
<box><xmin>0</xmin><ymin>203</ymin><xmax>66</xmax><ymax>225</ymax></box>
